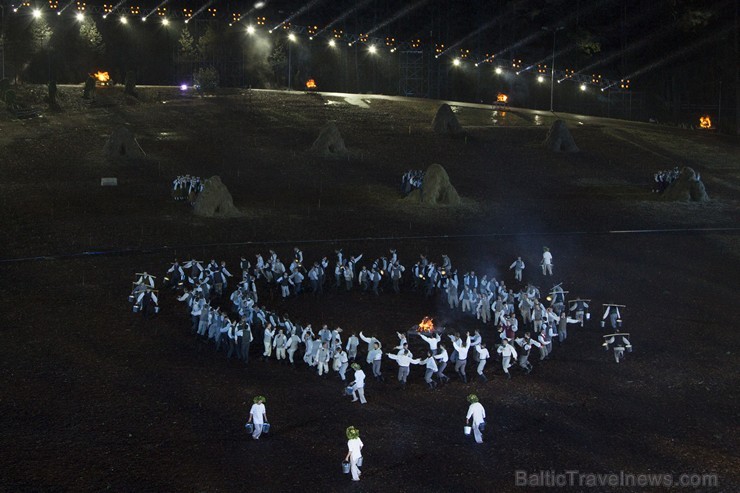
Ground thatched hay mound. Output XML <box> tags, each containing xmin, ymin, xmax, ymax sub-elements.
<box><xmin>310</xmin><ymin>122</ymin><xmax>347</xmax><ymax>157</ymax></box>
<box><xmin>662</xmin><ymin>167</ymin><xmax>709</xmax><ymax>202</ymax></box>
<box><xmin>544</xmin><ymin>119</ymin><xmax>579</xmax><ymax>152</ymax></box>
<box><xmin>432</xmin><ymin>104</ymin><xmax>463</xmax><ymax>135</ymax></box>
<box><xmin>193</xmin><ymin>176</ymin><xmax>241</xmax><ymax>217</ymax></box>
<box><xmin>103</xmin><ymin>126</ymin><xmax>146</xmax><ymax>159</ymax></box>
<box><xmin>405</xmin><ymin>163</ymin><xmax>461</xmax><ymax>206</ymax></box>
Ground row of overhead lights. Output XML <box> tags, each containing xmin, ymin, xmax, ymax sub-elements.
<box><xmin>16</xmin><ymin>4</ymin><xmax>630</xmax><ymax>89</ymax></box>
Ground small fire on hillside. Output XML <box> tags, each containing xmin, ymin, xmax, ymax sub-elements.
<box><xmin>417</xmin><ymin>316</ymin><xmax>434</xmax><ymax>333</ymax></box>
<box><xmin>93</xmin><ymin>71</ymin><xmax>110</xmax><ymax>85</ymax></box>
<box><xmin>306</xmin><ymin>79</ymin><xmax>317</xmax><ymax>90</ymax></box>
<box><xmin>699</xmin><ymin>116</ymin><xmax>711</xmax><ymax>129</ymax></box>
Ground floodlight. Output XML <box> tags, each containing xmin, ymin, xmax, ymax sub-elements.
<box><xmin>580</xmin><ymin>84</ymin><xmax>586</xmax><ymax>91</ymax></box>
<box><xmin>246</xmin><ymin>25</ymin><xmax>255</xmax><ymax>34</ymax></box>
<box><xmin>141</xmin><ymin>17</ymin><xmax>147</xmax><ymax>22</ymax></box>
<box><xmin>495</xmin><ymin>67</ymin><xmax>502</xmax><ymax>74</ymax></box>
<box><xmin>288</xmin><ymin>33</ymin><xmax>296</xmax><ymax>42</ymax></box>
<box><xmin>32</xmin><ymin>8</ymin><xmax>42</xmax><ymax>19</ymax></box>
<box><xmin>120</xmin><ymin>16</ymin><xmax>128</xmax><ymax>25</ymax></box>
<box><xmin>162</xmin><ymin>18</ymin><xmax>169</xmax><ymax>26</ymax></box>
<box><xmin>453</xmin><ymin>58</ymin><xmax>461</xmax><ymax>66</ymax></box>
<box><xmin>76</xmin><ymin>12</ymin><xmax>84</xmax><ymax>21</ymax></box>
<box><xmin>537</xmin><ymin>75</ymin><xmax>544</xmax><ymax>83</ymax></box>
<box><xmin>368</xmin><ymin>45</ymin><xmax>377</xmax><ymax>54</ymax></box>
<box><xmin>254</xmin><ymin>1</ymin><xmax>265</xmax><ymax>8</ymax></box>
<box><xmin>328</xmin><ymin>39</ymin><xmax>336</xmax><ymax>47</ymax></box>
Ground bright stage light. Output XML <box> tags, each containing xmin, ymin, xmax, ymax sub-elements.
<box><xmin>76</xmin><ymin>12</ymin><xmax>84</xmax><ymax>22</ymax></box>
<box><xmin>180</xmin><ymin>84</ymin><xmax>188</xmax><ymax>91</ymax></box>
<box><xmin>288</xmin><ymin>33</ymin><xmax>296</xmax><ymax>42</ymax></box>
<box><xmin>495</xmin><ymin>67</ymin><xmax>502</xmax><ymax>74</ymax></box>
<box><xmin>453</xmin><ymin>58</ymin><xmax>461</xmax><ymax>67</ymax></box>
<box><xmin>254</xmin><ymin>1</ymin><xmax>266</xmax><ymax>8</ymax></box>
<box><xmin>162</xmin><ymin>18</ymin><xmax>169</xmax><ymax>26</ymax></box>
<box><xmin>141</xmin><ymin>17</ymin><xmax>147</xmax><ymax>22</ymax></box>
<box><xmin>368</xmin><ymin>45</ymin><xmax>377</xmax><ymax>54</ymax></box>
<box><xmin>246</xmin><ymin>25</ymin><xmax>255</xmax><ymax>34</ymax></box>
<box><xmin>537</xmin><ymin>75</ymin><xmax>544</xmax><ymax>83</ymax></box>
<box><xmin>580</xmin><ymin>84</ymin><xmax>587</xmax><ymax>91</ymax></box>
<box><xmin>32</xmin><ymin>9</ymin><xmax>42</xmax><ymax>19</ymax></box>
<box><xmin>103</xmin><ymin>15</ymin><xmax>108</xmax><ymax>19</ymax></box>
<box><xmin>328</xmin><ymin>39</ymin><xmax>336</xmax><ymax>47</ymax></box>
<box><xmin>120</xmin><ymin>16</ymin><xmax>128</xmax><ymax>25</ymax></box>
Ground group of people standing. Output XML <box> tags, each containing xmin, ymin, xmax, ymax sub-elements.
<box><xmin>129</xmin><ymin>243</ymin><xmax>628</xmax><ymax>481</ymax></box>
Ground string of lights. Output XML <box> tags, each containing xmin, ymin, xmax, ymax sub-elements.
<box><xmin>8</xmin><ymin>2</ymin><xmax>629</xmax><ymax>91</ymax></box>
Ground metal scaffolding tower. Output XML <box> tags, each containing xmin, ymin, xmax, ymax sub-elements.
<box><xmin>398</xmin><ymin>49</ymin><xmax>425</xmax><ymax>97</ymax></box>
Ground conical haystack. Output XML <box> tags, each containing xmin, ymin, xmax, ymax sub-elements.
<box><xmin>662</xmin><ymin>166</ymin><xmax>709</xmax><ymax>202</ymax></box>
<box><xmin>432</xmin><ymin>104</ymin><xmax>463</xmax><ymax>135</ymax></box>
<box><xmin>405</xmin><ymin>163</ymin><xmax>461</xmax><ymax>206</ymax></box>
<box><xmin>193</xmin><ymin>176</ymin><xmax>241</xmax><ymax>217</ymax></box>
<box><xmin>310</xmin><ymin>122</ymin><xmax>347</xmax><ymax>157</ymax></box>
<box><xmin>544</xmin><ymin>119</ymin><xmax>579</xmax><ymax>152</ymax></box>
<box><xmin>103</xmin><ymin>126</ymin><xmax>146</xmax><ymax>159</ymax></box>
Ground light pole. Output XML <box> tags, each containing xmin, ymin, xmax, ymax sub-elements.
<box><xmin>287</xmin><ymin>33</ymin><xmax>296</xmax><ymax>91</ymax></box>
<box><xmin>542</xmin><ymin>26</ymin><xmax>564</xmax><ymax>112</ymax></box>
<box><xmin>0</xmin><ymin>5</ymin><xmax>5</xmax><ymax>79</ymax></box>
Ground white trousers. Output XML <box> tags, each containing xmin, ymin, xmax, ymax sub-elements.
<box><xmin>350</xmin><ymin>456</ymin><xmax>362</xmax><ymax>480</ymax></box>
<box><xmin>352</xmin><ymin>387</ymin><xmax>367</xmax><ymax>404</ymax></box>
<box><xmin>502</xmin><ymin>356</ymin><xmax>512</xmax><ymax>374</ymax></box>
<box><xmin>252</xmin><ymin>423</ymin><xmax>263</xmax><ymax>440</ymax></box>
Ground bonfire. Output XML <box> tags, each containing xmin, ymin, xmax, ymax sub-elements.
<box><xmin>699</xmin><ymin>116</ymin><xmax>711</xmax><ymax>129</ymax></box>
<box><xmin>93</xmin><ymin>71</ymin><xmax>111</xmax><ymax>86</ymax></box>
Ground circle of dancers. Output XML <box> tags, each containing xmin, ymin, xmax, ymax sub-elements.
<box><xmin>128</xmin><ymin>244</ymin><xmax>633</xmax><ymax>376</ymax></box>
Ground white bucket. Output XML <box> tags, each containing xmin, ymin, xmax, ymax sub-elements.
<box><xmin>464</xmin><ymin>425</ymin><xmax>472</xmax><ymax>435</ymax></box>
<box><xmin>133</xmin><ymin>304</ymin><xmax>141</xmax><ymax>313</ymax></box>
<box><xmin>262</xmin><ymin>423</ymin><xmax>270</xmax><ymax>434</ymax></box>
<box><xmin>600</xmin><ymin>320</ymin><xmax>605</xmax><ymax>328</ymax></box>
<box><xmin>357</xmin><ymin>456</ymin><xmax>363</xmax><ymax>467</ymax></box>
<box><xmin>342</xmin><ymin>461</ymin><xmax>350</xmax><ymax>474</ymax></box>
<box><xmin>245</xmin><ymin>423</ymin><xmax>254</xmax><ymax>433</ymax></box>
<box><xmin>154</xmin><ymin>306</ymin><xmax>160</xmax><ymax>314</ymax></box>
<box><xmin>586</xmin><ymin>312</ymin><xmax>591</xmax><ymax>320</ymax></box>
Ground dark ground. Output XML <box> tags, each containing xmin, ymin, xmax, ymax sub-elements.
<box><xmin>1</xmin><ymin>87</ymin><xmax>739</xmax><ymax>492</ymax></box>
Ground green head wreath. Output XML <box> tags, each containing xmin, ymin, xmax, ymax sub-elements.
<box><xmin>467</xmin><ymin>394</ymin><xmax>479</xmax><ymax>403</ymax></box>
<box><xmin>351</xmin><ymin>363</ymin><xmax>361</xmax><ymax>370</ymax></box>
<box><xmin>253</xmin><ymin>395</ymin><xmax>266</xmax><ymax>404</ymax></box>
<box><xmin>346</xmin><ymin>426</ymin><xmax>360</xmax><ymax>440</ymax></box>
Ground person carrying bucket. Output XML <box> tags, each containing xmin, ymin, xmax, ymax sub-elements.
<box><xmin>465</xmin><ymin>394</ymin><xmax>486</xmax><ymax>444</ymax></box>
<box><xmin>344</xmin><ymin>426</ymin><xmax>364</xmax><ymax>481</ymax></box>
<box><xmin>247</xmin><ymin>395</ymin><xmax>268</xmax><ymax>440</ymax></box>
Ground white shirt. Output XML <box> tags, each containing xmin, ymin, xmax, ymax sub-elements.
<box><xmin>452</xmin><ymin>335</ymin><xmax>472</xmax><ymax>360</ymax></box>
<box><xmin>250</xmin><ymin>403</ymin><xmax>266</xmax><ymax>424</ymax></box>
<box><xmin>497</xmin><ymin>344</ymin><xmax>518</xmax><ymax>359</ymax></box>
<box><xmin>542</xmin><ymin>251</ymin><xmax>553</xmax><ymax>265</ymax></box>
<box><xmin>347</xmin><ymin>437</ymin><xmax>364</xmax><ymax>460</ymax></box>
<box><xmin>466</xmin><ymin>402</ymin><xmax>486</xmax><ymax>425</ymax></box>
<box><xmin>475</xmin><ymin>346</ymin><xmax>490</xmax><ymax>360</ymax></box>
<box><xmin>388</xmin><ymin>351</ymin><xmax>414</xmax><ymax>367</ymax></box>
<box><xmin>353</xmin><ymin>369</ymin><xmax>366</xmax><ymax>389</ymax></box>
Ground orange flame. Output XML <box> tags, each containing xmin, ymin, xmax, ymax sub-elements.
<box><xmin>306</xmin><ymin>79</ymin><xmax>317</xmax><ymax>89</ymax></box>
<box><xmin>93</xmin><ymin>71</ymin><xmax>110</xmax><ymax>83</ymax></box>
<box><xmin>417</xmin><ymin>316</ymin><xmax>434</xmax><ymax>333</ymax></box>
<box><xmin>497</xmin><ymin>93</ymin><xmax>508</xmax><ymax>103</ymax></box>
<box><xmin>699</xmin><ymin>116</ymin><xmax>711</xmax><ymax>129</ymax></box>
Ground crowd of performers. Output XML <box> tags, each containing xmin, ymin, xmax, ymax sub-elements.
<box><xmin>651</xmin><ymin>167</ymin><xmax>680</xmax><ymax>193</ymax></box>
<box><xmin>171</xmin><ymin>175</ymin><xmax>204</xmax><ymax>202</ymax></box>
<box><xmin>401</xmin><ymin>169</ymin><xmax>424</xmax><ymax>195</ymax></box>
<box><xmin>129</xmin><ymin>244</ymin><xmax>633</xmax><ymax>381</ymax></box>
